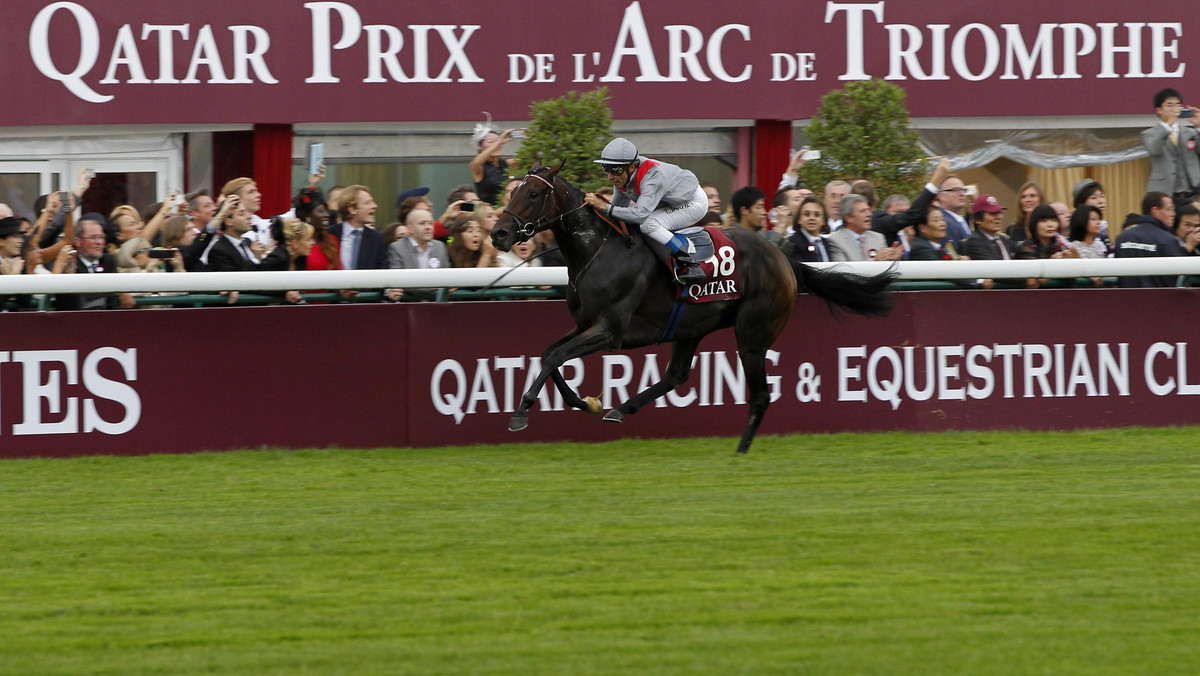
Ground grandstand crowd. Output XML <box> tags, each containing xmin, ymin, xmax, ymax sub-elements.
<box><xmin>2</xmin><ymin>88</ymin><xmax>1199</xmax><ymax>310</ymax></box>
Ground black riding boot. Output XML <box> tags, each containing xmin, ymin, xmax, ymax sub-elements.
<box><xmin>673</xmin><ymin>250</ymin><xmax>708</xmax><ymax>286</ymax></box>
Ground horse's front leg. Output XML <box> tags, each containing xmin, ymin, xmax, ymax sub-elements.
<box><xmin>538</xmin><ymin>329</ymin><xmax>598</xmax><ymax>414</ymax></box>
<box><xmin>509</xmin><ymin>324</ymin><xmax>618</xmax><ymax>432</ymax></box>
<box><xmin>603</xmin><ymin>336</ymin><xmax>701</xmax><ymax>423</ymax></box>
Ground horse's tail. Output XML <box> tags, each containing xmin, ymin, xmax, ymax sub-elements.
<box><xmin>789</xmin><ymin>260</ymin><xmax>898</xmax><ymax>317</ymax></box>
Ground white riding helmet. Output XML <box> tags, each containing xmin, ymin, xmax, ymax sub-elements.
<box><xmin>595</xmin><ymin>137</ymin><xmax>639</xmax><ymax>166</ymax></box>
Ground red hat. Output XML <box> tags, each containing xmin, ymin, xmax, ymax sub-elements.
<box><xmin>971</xmin><ymin>194</ymin><xmax>1005</xmax><ymax>214</ymax></box>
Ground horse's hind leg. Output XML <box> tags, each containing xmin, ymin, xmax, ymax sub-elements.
<box><xmin>733</xmin><ymin>296</ymin><xmax>791</xmax><ymax>453</ymax></box>
<box><xmin>735</xmin><ymin>346</ymin><xmax>770</xmax><ymax>454</ymax></box>
<box><xmin>603</xmin><ymin>337</ymin><xmax>701</xmax><ymax>423</ymax></box>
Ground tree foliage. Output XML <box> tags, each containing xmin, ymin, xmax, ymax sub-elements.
<box><xmin>799</xmin><ymin>80</ymin><xmax>926</xmax><ymax>198</ymax></box>
<box><xmin>513</xmin><ymin>88</ymin><xmax>614</xmax><ymax>192</ymax></box>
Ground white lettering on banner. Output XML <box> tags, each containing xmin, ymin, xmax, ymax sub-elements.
<box><xmin>1144</xmin><ymin>342</ymin><xmax>1200</xmax><ymax>396</ymax></box>
<box><xmin>306</xmin><ymin>2</ymin><xmax>482</xmax><ymax>84</ymax></box>
<box><xmin>31</xmin><ymin>2</ymin><xmax>278</xmax><ymax>103</ymax></box>
<box><xmin>592</xmin><ymin>1</ymin><xmax>751</xmax><ymax>84</ymax></box>
<box><xmin>839</xmin><ymin>343</ymin><xmax>1132</xmax><ymax>410</ymax></box>
<box><xmin>430</xmin><ymin>350</ymin><xmax>781</xmax><ymax>424</ymax></box>
<box><xmin>1</xmin><ymin>348</ymin><xmax>140</xmax><ymax>436</ymax></box>
<box><xmin>827</xmin><ymin>2</ymin><xmax>1186</xmax><ymax>82</ymax></box>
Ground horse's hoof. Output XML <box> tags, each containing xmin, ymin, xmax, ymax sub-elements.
<box><xmin>585</xmin><ymin>396</ymin><xmax>604</xmax><ymax>415</ymax></box>
<box><xmin>508</xmin><ymin>414</ymin><xmax>529</xmax><ymax>432</ymax></box>
<box><xmin>602</xmin><ymin>410</ymin><xmax>625</xmax><ymax>423</ymax></box>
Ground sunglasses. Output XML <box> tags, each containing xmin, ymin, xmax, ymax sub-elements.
<box><xmin>602</xmin><ymin>165</ymin><xmax>627</xmax><ymax>176</ymax></box>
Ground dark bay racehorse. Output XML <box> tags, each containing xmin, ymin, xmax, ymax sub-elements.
<box><xmin>491</xmin><ymin>162</ymin><xmax>896</xmax><ymax>453</ymax></box>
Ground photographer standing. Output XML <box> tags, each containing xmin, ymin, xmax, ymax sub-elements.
<box><xmin>1142</xmin><ymin>88</ymin><xmax>1200</xmax><ymax>200</ymax></box>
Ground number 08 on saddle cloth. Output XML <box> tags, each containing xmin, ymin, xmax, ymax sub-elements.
<box><xmin>668</xmin><ymin>226</ymin><xmax>741</xmax><ymax>303</ymax></box>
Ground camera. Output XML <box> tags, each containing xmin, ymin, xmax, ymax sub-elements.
<box><xmin>461</xmin><ymin>202</ymin><xmax>475</xmax><ymax>212</ymax></box>
<box><xmin>510</xmin><ymin>130</ymin><xmax>525</xmax><ymax>140</ymax></box>
<box><xmin>1181</xmin><ymin>109</ymin><xmax>1195</xmax><ymax>119</ymax></box>
<box><xmin>148</xmin><ymin>249</ymin><xmax>175</xmax><ymax>259</ymax></box>
<box><xmin>57</xmin><ymin>191</ymin><xmax>71</xmax><ymax>213</ymax></box>
<box><xmin>801</xmin><ymin>149</ymin><xmax>821</xmax><ymax>161</ymax></box>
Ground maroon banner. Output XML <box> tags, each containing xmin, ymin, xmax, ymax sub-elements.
<box><xmin>2</xmin><ymin>289</ymin><xmax>1200</xmax><ymax>459</ymax></box>
<box><xmin>2</xmin><ymin>0</ymin><xmax>1195</xmax><ymax>126</ymax></box>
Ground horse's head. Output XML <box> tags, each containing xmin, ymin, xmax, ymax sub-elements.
<box><xmin>491</xmin><ymin>160</ymin><xmax>565</xmax><ymax>252</ymax></box>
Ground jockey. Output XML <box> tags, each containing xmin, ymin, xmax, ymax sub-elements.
<box><xmin>584</xmin><ymin>137</ymin><xmax>708</xmax><ymax>285</ymax></box>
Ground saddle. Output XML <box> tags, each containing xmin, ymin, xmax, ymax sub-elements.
<box><xmin>648</xmin><ymin>226</ymin><xmax>741</xmax><ymax>303</ymax></box>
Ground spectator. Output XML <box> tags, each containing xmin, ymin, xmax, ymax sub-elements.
<box><xmin>388</xmin><ymin>207</ymin><xmax>449</xmax><ymax>301</ymax></box>
<box><xmin>186</xmin><ymin>190</ymin><xmax>217</xmax><ymax>232</ymax></box>
<box><xmin>1005</xmin><ymin>180</ymin><xmax>1044</xmax><ymax>243</ymax></box>
<box><xmin>1016</xmin><ymin>204</ymin><xmax>1080</xmax><ymax>288</ymax></box>
<box><xmin>870</xmin><ymin>158</ymin><xmax>950</xmax><ymax>245</ymax></box>
<box><xmin>961</xmin><ymin>194</ymin><xmax>1016</xmax><ymax>289</ymax></box>
<box><xmin>54</xmin><ymin>217</ymin><xmax>133</xmax><ymax>310</ymax></box>
<box><xmin>783</xmin><ymin>196</ymin><xmax>831</xmax><ymax>263</ymax></box>
<box><xmin>447</xmin><ymin>217</ymin><xmax>495</xmax><ymax>268</ymax></box>
<box><xmin>1071</xmin><ymin>179</ymin><xmax>1113</xmax><ymax>251</ymax></box>
<box><xmin>298</xmin><ymin>191</ymin><xmax>340</xmax><ymax>271</ymax></box>
<box><xmin>117</xmin><ymin>237</ymin><xmax>184</xmax><ymax>276</ymax></box>
<box><xmin>729</xmin><ymin>186</ymin><xmax>768</xmax><ymax>236</ymax></box>
<box><xmin>261</xmin><ymin>218</ymin><xmax>315</xmax><ymax>272</ymax></box>
<box><xmin>396</xmin><ymin>194</ymin><xmax>434</xmax><ymax>230</ymax></box>
<box><xmin>436</xmin><ymin>185</ymin><xmax>478</xmax><ymax>240</ymax></box>
<box><xmin>827</xmin><ymin>194</ymin><xmax>903</xmax><ymax>261</ymax></box>
<box><xmin>330</xmin><ymin>185</ymin><xmax>388</xmax><ymax>271</ymax></box>
<box><xmin>1114</xmin><ymin>192</ymin><xmax>1186</xmax><ymax>287</ymax></box>
<box><xmin>469</xmin><ymin>118</ymin><xmax>519</xmax><ymax>205</ymax></box>
<box><xmin>110</xmin><ymin>192</ymin><xmax>179</xmax><ymax>249</ymax></box>
<box><xmin>204</xmin><ymin>197</ymin><xmax>258</xmax><ymax>272</ymax></box>
<box><xmin>219</xmin><ymin>177</ymin><xmax>272</xmax><ymax>253</ymax></box>
<box><xmin>381</xmin><ymin>222</ymin><xmax>410</xmax><ymax>248</ymax></box>
<box><xmin>703</xmin><ymin>183</ymin><xmax>722</xmax><ymax>214</ymax></box>
<box><xmin>880</xmin><ymin>194</ymin><xmax>910</xmax><ymax>215</ymax></box>
<box><xmin>0</xmin><ymin>217</ymin><xmax>25</xmax><ymax>277</ymax></box>
<box><xmin>501</xmin><ymin>178</ymin><xmax>521</xmax><ymax>207</ymax></box>
<box><xmin>1174</xmin><ymin>203</ymin><xmax>1200</xmax><ymax>254</ymax></box>
<box><xmin>326</xmin><ymin>185</ymin><xmax>345</xmax><ymax>225</ymax></box>
<box><xmin>824</xmin><ymin>180</ymin><xmax>850</xmax><ymax>231</ymax></box>
<box><xmin>909</xmin><ymin>206</ymin><xmax>959</xmax><ymax>260</ymax></box>
<box><xmin>936</xmin><ymin>174</ymin><xmax>972</xmax><ymax>247</ymax></box>
<box><xmin>770</xmin><ymin>186</ymin><xmax>803</xmax><ymax>236</ymax></box>
<box><xmin>161</xmin><ymin>215</ymin><xmax>210</xmax><ymax>272</ymax></box>
<box><xmin>1142</xmin><ymin>88</ymin><xmax>1200</xmax><ymax>199</ymax></box>
<box><xmin>1068</xmin><ymin>206</ymin><xmax>1109</xmax><ymax>259</ymax></box>
<box><xmin>497</xmin><ymin>238</ymin><xmax>539</xmax><ymax>269</ymax></box>
<box><xmin>388</xmin><ymin>207</ymin><xmax>448</xmax><ymax>269</ymax></box>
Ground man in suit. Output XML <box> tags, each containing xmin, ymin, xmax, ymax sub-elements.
<box><xmin>326</xmin><ymin>185</ymin><xmax>401</xmax><ymax>301</ymax></box>
<box><xmin>53</xmin><ymin>218</ymin><xmax>132</xmax><ymax>310</ymax></box>
<box><xmin>387</xmin><ymin>208</ymin><xmax>449</xmax><ymax>301</ymax></box>
<box><xmin>937</xmin><ymin>174</ymin><xmax>973</xmax><ymax>248</ymax></box>
<box><xmin>1142</xmin><ymin>88</ymin><xmax>1200</xmax><ymax>199</ymax></box>
<box><xmin>961</xmin><ymin>194</ymin><xmax>1017</xmax><ymax>289</ymax></box>
<box><xmin>205</xmin><ymin>197</ymin><xmax>258</xmax><ymax>272</ymax></box>
<box><xmin>827</xmin><ymin>194</ymin><xmax>902</xmax><ymax>262</ymax></box>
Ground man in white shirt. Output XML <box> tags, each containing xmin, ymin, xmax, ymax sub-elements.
<box><xmin>826</xmin><ymin>195</ymin><xmax>902</xmax><ymax>262</ymax></box>
<box><xmin>824</xmin><ymin>180</ymin><xmax>850</xmax><ymax>231</ymax></box>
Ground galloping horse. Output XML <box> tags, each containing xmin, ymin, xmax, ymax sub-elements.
<box><xmin>490</xmin><ymin>162</ymin><xmax>895</xmax><ymax>454</ymax></box>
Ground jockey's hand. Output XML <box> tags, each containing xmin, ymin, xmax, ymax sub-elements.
<box><xmin>584</xmin><ymin>193</ymin><xmax>608</xmax><ymax>210</ymax></box>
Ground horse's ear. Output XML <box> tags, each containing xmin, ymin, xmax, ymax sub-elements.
<box><xmin>530</xmin><ymin>160</ymin><xmax>543</xmax><ymax>173</ymax></box>
<box><xmin>549</xmin><ymin>160</ymin><xmax>565</xmax><ymax>177</ymax></box>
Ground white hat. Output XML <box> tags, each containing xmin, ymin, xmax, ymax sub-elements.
<box><xmin>595</xmin><ymin>137</ymin><xmax>638</xmax><ymax>165</ymax></box>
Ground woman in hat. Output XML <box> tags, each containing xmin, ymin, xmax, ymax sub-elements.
<box><xmin>469</xmin><ymin>114</ymin><xmax>520</xmax><ymax>206</ymax></box>
<box><xmin>583</xmin><ymin>137</ymin><xmax>708</xmax><ymax>285</ymax></box>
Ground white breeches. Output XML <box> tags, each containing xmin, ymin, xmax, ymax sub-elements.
<box><xmin>638</xmin><ymin>186</ymin><xmax>709</xmax><ymax>246</ymax></box>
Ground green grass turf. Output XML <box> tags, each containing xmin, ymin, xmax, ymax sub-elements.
<box><xmin>2</xmin><ymin>428</ymin><xmax>1200</xmax><ymax>675</ymax></box>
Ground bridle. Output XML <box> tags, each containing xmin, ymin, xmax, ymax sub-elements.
<box><xmin>502</xmin><ymin>171</ymin><xmax>587</xmax><ymax>241</ymax></box>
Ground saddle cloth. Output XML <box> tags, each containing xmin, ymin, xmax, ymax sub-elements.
<box><xmin>671</xmin><ymin>226</ymin><xmax>742</xmax><ymax>304</ymax></box>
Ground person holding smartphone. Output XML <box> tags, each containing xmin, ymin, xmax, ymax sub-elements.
<box><xmin>1142</xmin><ymin>88</ymin><xmax>1200</xmax><ymax>199</ymax></box>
